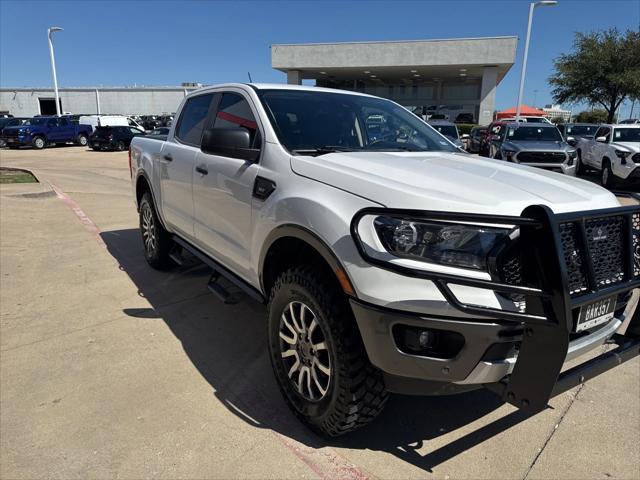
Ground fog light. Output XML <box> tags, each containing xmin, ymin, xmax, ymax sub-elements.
<box><xmin>393</xmin><ymin>325</ymin><xmax>465</xmax><ymax>359</ymax></box>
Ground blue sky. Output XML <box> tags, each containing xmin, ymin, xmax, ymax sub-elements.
<box><xmin>1</xmin><ymin>0</ymin><xmax>638</xmax><ymax>115</ymax></box>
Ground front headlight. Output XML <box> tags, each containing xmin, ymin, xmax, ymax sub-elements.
<box><xmin>568</xmin><ymin>150</ymin><xmax>577</xmax><ymax>158</ymax></box>
<box><xmin>502</xmin><ymin>149</ymin><xmax>516</xmax><ymax>160</ymax></box>
<box><xmin>373</xmin><ymin>216</ymin><xmax>511</xmax><ymax>270</ymax></box>
<box><xmin>615</xmin><ymin>149</ymin><xmax>631</xmax><ymax>161</ymax></box>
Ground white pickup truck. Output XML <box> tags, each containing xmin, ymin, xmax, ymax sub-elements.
<box><xmin>129</xmin><ymin>84</ymin><xmax>640</xmax><ymax>436</ymax></box>
<box><xmin>575</xmin><ymin>124</ymin><xmax>640</xmax><ymax>187</ymax></box>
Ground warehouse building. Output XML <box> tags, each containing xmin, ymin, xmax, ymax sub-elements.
<box><xmin>272</xmin><ymin>36</ymin><xmax>518</xmax><ymax>125</ymax></box>
<box><xmin>0</xmin><ymin>85</ymin><xmax>201</xmax><ymax>117</ymax></box>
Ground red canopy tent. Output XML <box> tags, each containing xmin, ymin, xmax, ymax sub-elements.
<box><xmin>496</xmin><ymin>105</ymin><xmax>546</xmax><ymax>119</ymax></box>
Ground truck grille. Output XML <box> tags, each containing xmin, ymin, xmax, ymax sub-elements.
<box><xmin>517</xmin><ymin>152</ymin><xmax>566</xmax><ymax>163</ymax></box>
<box><xmin>498</xmin><ymin>214</ymin><xmax>639</xmax><ymax>298</ymax></box>
<box><xmin>1</xmin><ymin>130</ymin><xmax>19</xmax><ymax>138</ymax></box>
<box><xmin>634</xmin><ymin>213</ymin><xmax>640</xmax><ymax>277</ymax></box>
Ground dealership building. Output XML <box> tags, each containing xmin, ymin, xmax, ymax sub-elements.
<box><xmin>272</xmin><ymin>36</ymin><xmax>517</xmax><ymax>125</ymax></box>
<box><xmin>1</xmin><ymin>36</ymin><xmax>517</xmax><ymax>125</ymax></box>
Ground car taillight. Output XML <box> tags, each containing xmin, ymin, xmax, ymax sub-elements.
<box><xmin>128</xmin><ymin>148</ymin><xmax>133</xmax><ymax>178</ymax></box>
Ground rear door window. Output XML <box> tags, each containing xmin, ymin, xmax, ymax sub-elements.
<box><xmin>175</xmin><ymin>93</ymin><xmax>214</xmax><ymax>146</ymax></box>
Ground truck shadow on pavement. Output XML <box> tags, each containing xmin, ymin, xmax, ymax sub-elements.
<box><xmin>101</xmin><ymin>228</ymin><xmax>534</xmax><ymax>473</ymax></box>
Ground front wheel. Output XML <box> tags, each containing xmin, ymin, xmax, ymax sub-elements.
<box><xmin>268</xmin><ymin>267</ymin><xmax>388</xmax><ymax>437</ymax></box>
<box><xmin>32</xmin><ymin>136</ymin><xmax>45</xmax><ymax>149</ymax></box>
<box><xmin>139</xmin><ymin>192</ymin><xmax>173</xmax><ymax>269</ymax></box>
<box><xmin>115</xmin><ymin>140</ymin><xmax>126</xmax><ymax>151</ymax></box>
<box><xmin>601</xmin><ymin>159</ymin><xmax>617</xmax><ymax>188</ymax></box>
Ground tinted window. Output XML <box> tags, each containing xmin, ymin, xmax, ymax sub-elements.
<box><xmin>176</xmin><ymin>94</ymin><xmax>213</xmax><ymax>145</ymax></box>
<box><xmin>506</xmin><ymin>126</ymin><xmax>562</xmax><ymax>142</ymax></box>
<box><xmin>129</xmin><ymin>127</ymin><xmax>143</xmax><ymax>135</ymax></box>
<box><xmin>594</xmin><ymin>127</ymin><xmax>610</xmax><ymax>141</ymax></box>
<box><xmin>566</xmin><ymin>125</ymin><xmax>597</xmax><ymax>137</ymax></box>
<box><xmin>612</xmin><ymin>128</ymin><xmax>640</xmax><ymax>142</ymax></box>
<box><xmin>213</xmin><ymin>93</ymin><xmax>259</xmax><ymax>146</ymax></box>
<box><xmin>260</xmin><ymin>90</ymin><xmax>458</xmax><ymax>154</ymax></box>
<box><xmin>430</xmin><ymin>124</ymin><xmax>458</xmax><ymax>139</ymax></box>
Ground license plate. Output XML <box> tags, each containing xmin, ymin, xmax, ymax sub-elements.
<box><xmin>576</xmin><ymin>295</ymin><xmax>616</xmax><ymax>332</ymax></box>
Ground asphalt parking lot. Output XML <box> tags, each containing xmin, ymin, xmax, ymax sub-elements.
<box><xmin>0</xmin><ymin>146</ymin><xmax>639</xmax><ymax>479</ymax></box>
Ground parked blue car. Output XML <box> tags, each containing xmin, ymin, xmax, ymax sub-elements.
<box><xmin>0</xmin><ymin>116</ymin><xmax>92</xmax><ymax>149</ymax></box>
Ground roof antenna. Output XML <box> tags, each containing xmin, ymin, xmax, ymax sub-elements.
<box><xmin>247</xmin><ymin>72</ymin><xmax>253</xmax><ymax>83</ymax></box>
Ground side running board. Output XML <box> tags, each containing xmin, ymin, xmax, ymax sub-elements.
<box><xmin>172</xmin><ymin>236</ymin><xmax>265</xmax><ymax>304</ymax></box>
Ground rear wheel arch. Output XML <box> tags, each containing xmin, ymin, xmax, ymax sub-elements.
<box><xmin>260</xmin><ymin>226</ymin><xmax>355</xmax><ymax>300</ymax></box>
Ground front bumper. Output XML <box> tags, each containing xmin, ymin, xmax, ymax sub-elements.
<box><xmin>1</xmin><ymin>135</ymin><xmax>31</xmax><ymax>146</ymax></box>
<box><xmin>350</xmin><ymin>202</ymin><xmax>640</xmax><ymax>413</ymax></box>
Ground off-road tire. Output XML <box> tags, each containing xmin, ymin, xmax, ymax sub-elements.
<box><xmin>32</xmin><ymin>136</ymin><xmax>45</xmax><ymax>149</ymax></box>
<box><xmin>575</xmin><ymin>150</ymin><xmax>585</xmax><ymax>176</ymax></box>
<box><xmin>601</xmin><ymin>159</ymin><xmax>616</xmax><ymax>188</ymax></box>
<box><xmin>139</xmin><ymin>192</ymin><xmax>173</xmax><ymax>269</ymax></box>
<box><xmin>116</xmin><ymin>141</ymin><xmax>126</xmax><ymax>151</ymax></box>
<box><xmin>268</xmin><ymin>266</ymin><xmax>388</xmax><ymax>437</ymax></box>
<box><xmin>77</xmin><ymin>134</ymin><xmax>88</xmax><ymax>146</ymax></box>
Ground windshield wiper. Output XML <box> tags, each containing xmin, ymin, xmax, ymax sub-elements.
<box><xmin>291</xmin><ymin>145</ymin><xmax>360</xmax><ymax>156</ymax></box>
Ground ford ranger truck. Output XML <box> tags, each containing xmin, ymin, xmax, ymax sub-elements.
<box><xmin>1</xmin><ymin>116</ymin><xmax>92</xmax><ymax>149</ymax></box>
<box><xmin>575</xmin><ymin>124</ymin><xmax>640</xmax><ymax>187</ymax></box>
<box><xmin>130</xmin><ymin>84</ymin><xmax>640</xmax><ymax>437</ymax></box>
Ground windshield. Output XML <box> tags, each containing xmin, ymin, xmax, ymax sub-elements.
<box><xmin>258</xmin><ymin>90</ymin><xmax>458</xmax><ymax>154</ymax></box>
<box><xmin>566</xmin><ymin>125</ymin><xmax>597</xmax><ymax>137</ymax></box>
<box><xmin>429</xmin><ymin>124</ymin><xmax>458</xmax><ymax>139</ymax></box>
<box><xmin>23</xmin><ymin>118</ymin><xmax>49</xmax><ymax>126</ymax></box>
<box><xmin>612</xmin><ymin>128</ymin><xmax>640</xmax><ymax>142</ymax></box>
<box><xmin>506</xmin><ymin>126</ymin><xmax>562</xmax><ymax>142</ymax></box>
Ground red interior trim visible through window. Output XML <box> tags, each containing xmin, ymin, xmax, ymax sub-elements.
<box><xmin>217</xmin><ymin>111</ymin><xmax>257</xmax><ymax>130</ymax></box>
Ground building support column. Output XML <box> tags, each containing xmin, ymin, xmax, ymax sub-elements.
<box><xmin>286</xmin><ymin>70</ymin><xmax>302</xmax><ymax>85</ymax></box>
<box><xmin>95</xmin><ymin>89</ymin><xmax>101</xmax><ymax>114</ymax></box>
<box><xmin>479</xmin><ymin>66</ymin><xmax>498</xmax><ymax>126</ymax></box>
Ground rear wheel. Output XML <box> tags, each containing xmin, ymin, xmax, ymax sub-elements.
<box><xmin>268</xmin><ymin>267</ymin><xmax>388</xmax><ymax>437</ymax></box>
<box><xmin>77</xmin><ymin>134</ymin><xmax>88</xmax><ymax>146</ymax></box>
<box><xmin>139</xmin><ymin>192</ymin><xmax>173</xmax><ymax>269</ymax></box>
<box><xmin>115</xmin><ymin>140</ymin><xmax>126</xmax><ymax>151</ymax></box>
<box><xmin>32</xmin><ymin>136</ymin><xmax>45</xmax><ymax>149</ymax></box>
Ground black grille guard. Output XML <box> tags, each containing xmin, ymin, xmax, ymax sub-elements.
<box><xmin>350</xmin><ymin>199</ymin><xmax>640</xmax><ymax>413</ymax></box>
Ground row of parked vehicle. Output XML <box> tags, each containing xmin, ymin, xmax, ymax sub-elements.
<box><xmin>0</xmin><ymin>114</ymin><xmax>173</xmax><ymax>151</ymax></box>
<box><xmin>457</xmin><ymin>118</ymin><xmax>639</xmax><ymax>188</ymax></box>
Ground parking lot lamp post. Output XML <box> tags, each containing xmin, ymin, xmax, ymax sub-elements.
<box><xmin>515</xmin><ymin>1</ymin><xmax>557</xmax><ymax>121</ymax></box>
<box><xmin>47</xmin><ymin>27</ymin><xmax>63</xmax><ymax>116</ymax></box>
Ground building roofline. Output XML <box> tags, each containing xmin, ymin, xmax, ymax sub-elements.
<box><xmin>0</xmin><ymin>86</ymin><xmax>201</xmax><ymax>92</ymax></box>
<box><xmin>271</xmin><ymin>36</ymin><xmax>518</xmax><ymax>47</ymax></box>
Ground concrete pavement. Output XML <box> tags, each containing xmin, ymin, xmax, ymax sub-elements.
<box><xmin>1</xmin><ymin>146</ymin><xmax>638</xmax><ymax>479</ymax></box>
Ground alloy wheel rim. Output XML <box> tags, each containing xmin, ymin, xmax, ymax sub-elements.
<box><xmin>35</xmin><ymin>138</ymin><xmax>44</xmax><ymax>148</ymax></box>
<box><xmin>80</xmin><ymin>136</ymin><xmax>87</xmax><ymax>145</ymax></box>
<box><xmin>279</xmin><ymin>301</ymin><xmax>331</xmax><ymax>401</ymax></box>
<box><xmin>141</xmin><ymin>204</ymin><xmax>156</xmax><ymax>255</ymax></box>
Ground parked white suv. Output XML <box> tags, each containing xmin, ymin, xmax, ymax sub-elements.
<box><xmin>575</xmin><ymin>124</ymin><xmax>640</xmax><ymax>187</ymax></box>
<box><xmin>130</xmin><ymin>84</ymin><xmax>640</xmax><ymax>436</ymax></box>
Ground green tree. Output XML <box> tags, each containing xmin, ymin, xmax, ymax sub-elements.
<box><xmin>551</xmin><ymin>116</ymin><xmax>565</xmax><ymax>124</ymax></box>
<box><xmin>549</xmin><ymin>28</ymin><xmax>640</xmax><ymax>124</ymax></box>
<box><xmin>574</xmin><ymin>109</ymin><xmax>609</xmax><ymax>124</ymax></box>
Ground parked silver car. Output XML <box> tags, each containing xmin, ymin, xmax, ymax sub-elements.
<box><xmin>489</xmin><ymin>122</ymin><xmax>577</xmax><ymax>175</ymax></box>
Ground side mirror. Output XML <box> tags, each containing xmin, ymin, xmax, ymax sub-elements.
<box><xmin>566</xmin><ymin>136</ymin><xmax>576</xmax><ymax>146</ymax></box>
<box><xmin>201</xmin><ymin>127</ymin><xmax>260</xmax><ymax>162</ymax></box>
<box><xmin>596</xmin><ymin>136</ymin><xmax>607</xmax><ymax>143</ymax></box>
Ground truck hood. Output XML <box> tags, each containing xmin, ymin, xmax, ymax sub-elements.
<box><xmin>290</xmin><ymin>151</ymin><xmax>619</xmax><ymax>215</ymax></box>
<box><xmin>611</xmin><ymin>142</ymin><xmax>640</xmax><ymax>153</ymax></box>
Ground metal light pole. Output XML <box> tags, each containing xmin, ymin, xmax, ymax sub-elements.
<box><xmin>47</xmin><ymin>27</ymin><xmax>63</xmax><ymax>116</ymax></box>
<box><xmin>515</xmin><ymin>1</ymin><xmax>557</xmax><ymax>121</ymax></box>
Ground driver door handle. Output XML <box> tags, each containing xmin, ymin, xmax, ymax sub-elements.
<box><xmin>195</xmin><ymin>165</ymin><xmax>208</xmax><ymax>175</ymax></box>
<box><xmin>162</xmin><ymin>153</ymin><xmax>173</xmax><ymax>162</ymax></box>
